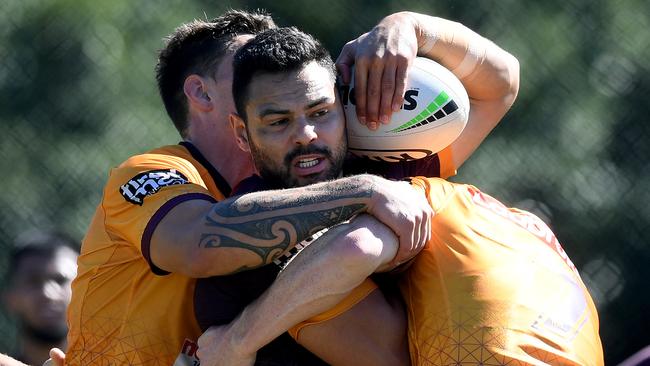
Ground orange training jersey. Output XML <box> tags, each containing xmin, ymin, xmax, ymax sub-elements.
<box><xmin>403</xmin><ymin>177</ymin><xmax>603</xmax><ymax>366</ymax></box>
<box><xmin>66</xmin><ymin>142</ymin><xmax>231</xmax><ymax>366</ymax></box>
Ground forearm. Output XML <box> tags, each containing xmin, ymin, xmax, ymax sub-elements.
<box><xmin>409</xmin><ymin>12</ymin><xmax>519</xmax><ymax>101</ymax></box>
<box><xmin>220</xmin><ymin>215</ymin><xmax>399</xmax><ymax>355</ymax></box>
<box><xmin>153</xmin><ymin>174</ymin><xmax>380</xmax><ymax>276</ymax></box>
<box><xmin>399</xmin><ymin>12</ymin><xmax>520</xmax><ymax>166</ymax></box>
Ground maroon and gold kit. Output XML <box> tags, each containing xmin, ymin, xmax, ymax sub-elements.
<box><xmin>289</xmin><ymin>177</ymin><xmax>603</xmax><ymax>365</ymax></box>
<box><xmin>66</xmin><ymin>142</ymin><xmax>230</xmax><ymax>366</ymax></box>
<box><xmin>402</xmin><ymin>177</ymin><xmax>603</xmax><ymax>365</ymax></box>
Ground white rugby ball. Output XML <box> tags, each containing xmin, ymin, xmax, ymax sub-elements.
<box><xmin>341</xmin><ymin>57</ymin><xmax>470</xmax><ymax>162</ymax></box>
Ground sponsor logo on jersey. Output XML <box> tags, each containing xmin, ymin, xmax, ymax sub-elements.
<box><xmin>173</xmin><ymin>339</ymin><xmax>200</xmax><ymax>366</ymax></box>
<box><xmin>120</xmin><ymin>169</ymin><xmax>189</xmax><ymax>205</ymax></box>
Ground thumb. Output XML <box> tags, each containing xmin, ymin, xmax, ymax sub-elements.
<box><xmin>47</xmin><ymin>348</ymin><xmax>66</xmax><ymax>366</ymax></box>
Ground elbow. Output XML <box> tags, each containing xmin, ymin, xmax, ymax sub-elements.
<box><xmin>334</xmin><ymin>218</ymin><xmax>396</xmax><ymax>275</ymax></box>
<box><xmin>183</xmin><ymin>248</ymin><xmax>214</xmax><ymax>278</ymax></box>
<box><xmin>502</xmin><ymin>53</ymin><xmax>520</xmax><ymax>108</ymax></box>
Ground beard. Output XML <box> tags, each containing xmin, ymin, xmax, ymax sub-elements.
<box><xmin>249</xmin><ymin>139</ymin><xmax>347</xmax><ymax>189</ymax></box>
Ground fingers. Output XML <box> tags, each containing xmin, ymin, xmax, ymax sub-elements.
<box><xmin>335</xmin><ymin>41</ymin><xmax>356</xmax><ymax>85</ymax></box>
<box><xmin>379</xmin><ymin>59</ymin><xmax>397</xmax><ymax>125</ymax></box>
<box><xmin>353</xmin><ymin>59</ymin><xmax>369</xmax><ymax>126</ymax></box>
<box><xmin>365</xmin><ymin>59</ymin><xmax>384</xmax><ymax>128</ymax></box>
<box><xmin>47</xmin><ymin>348</ymin><xmax>66</xmax><ymax>366</ymax></box>
<box><xmin>393</xmin><ymin>56</ymin><xmax>410</xmax><ymax>112</ymax></box>
<box><xmin>355</xmin><ymin>55</ymin><xmax>409</xmax><ymax>129</ymax></box>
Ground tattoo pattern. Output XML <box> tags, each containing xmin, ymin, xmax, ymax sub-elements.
<box><xmin>200</xmin><ymin>182</ymin><xmax>372</xmax><ymax>273</ymax></box>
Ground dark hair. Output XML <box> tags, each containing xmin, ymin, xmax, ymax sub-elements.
<box><xmin>232</xmin><ymin>27</ymin><xmax>337</xmax><ymax>121</ymax></box>
<box><xmin>155</xmin><ymin>10</ymin><xmax>276</xmax><ymax>137</ymax></box>
<box><xmin>6</xmin><ymin>230</ymin><xmax>79</xmax><ymax>280</ymax></box>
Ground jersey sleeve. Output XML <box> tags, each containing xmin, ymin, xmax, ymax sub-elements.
<box><xmin>101</xmin><ymin>152</ymin><xmax>216</xmax><ymax>275</ymax></box>
<box><xmin>287</xmin><ymin>278</ymin><xmax>378</xmax><ymax>340</ymax></box>
<box><xmin>436</xmin><ymin>145</ymin><xmax>456</xmax><ymax>178</ymax></box>
<box><xmin>408</xmin><ymin>176</ymin><xmax>458</xmax><ymax>214</ymax></box>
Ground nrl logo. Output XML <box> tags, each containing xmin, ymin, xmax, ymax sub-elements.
<box><xmin>120</xmin><ymin>169</ymin><xmax>189</xmax><ymax>205</ymax></box>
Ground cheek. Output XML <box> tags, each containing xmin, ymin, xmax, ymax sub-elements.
<box><xmin>322</xmin><ymin>115</ymin><xmax>346</xmax><ymax>143</ymax></box>
<box><xmin>254</xmin><ymin>130</ymin><xmax>292</xmax><ymax>157</ymax></box>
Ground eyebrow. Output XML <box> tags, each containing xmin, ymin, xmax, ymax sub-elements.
<box><xmin>256</xmin><ymin>97</ymin><xmax>333</xmax><ymax>119</ymax></box>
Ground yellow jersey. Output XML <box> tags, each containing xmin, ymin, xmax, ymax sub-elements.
<box><xmin>66</xmin><ymin>142</ymin><xmax>230</xmax><ymax>366</ymax></box>
<box><xmin>403</xmin><ymin>177</ymin><xmax>603</xmax><ymax>365</ymax></box>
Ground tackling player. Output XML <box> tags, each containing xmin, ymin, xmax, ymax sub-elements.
<box><xmin>196</xmin><ymin>27</ymin><xmax>603</xmax><ymax>366</ymax></box>
<box><xmin>64</xmin><ymin>9</ymin><xmax>511</xmax><ymax>366</ymax></box>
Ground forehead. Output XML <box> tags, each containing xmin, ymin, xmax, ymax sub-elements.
<box><xmin>246</xmin><ymin>61</ymin><xmax>336</xmax><ymax>111</ymax></box>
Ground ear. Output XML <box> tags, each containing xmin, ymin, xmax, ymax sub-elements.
<box><xmin>230</xmin><ymin>113</ymin><xmax>251</xmax><ymax>153</ymax></box>
<box><xmin>183</xmin><ymin>74</ymin><xmax>213</xmax><ymax>112</ymax></box>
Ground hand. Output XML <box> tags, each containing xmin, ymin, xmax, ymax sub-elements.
<box><xmin>367</xmin><ymin>177</ymin><xmax>432</xmax><ymax>266</ymax></box>
<box><xmin>336</xmin><ymin>12</ymin><xmax>418</xmax><ymax>129</ymax></box>
<box><xmin>44</xmin><ymin>348</ymin><xmax>65</xmax><ymax>366</ymax></box>
<box><xmin>197</xmin><ymin>325</ymin><xmax>256</xmax><ymax>366</ymax></box>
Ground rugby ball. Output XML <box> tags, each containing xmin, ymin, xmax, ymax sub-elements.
<box><xmin>341</xmin><ymin>57</ymin><xmax>470</xmax><ymax>162</ymax></box>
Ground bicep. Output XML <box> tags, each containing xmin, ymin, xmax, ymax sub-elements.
<box><xmin>149</xmin><ymin>197</ymin><xmax>266</xmax><ymax>278</ymax></box>
<box><xmin>149</xmin><ymin>198</ymin><xmax>215</xmax><ymax>276</ymax></box>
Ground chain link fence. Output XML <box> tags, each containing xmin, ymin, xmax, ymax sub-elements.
<box><xmin>1</xmin><ymin>0</ymin><xmax>648</xmax><ymax>364</ymax></box>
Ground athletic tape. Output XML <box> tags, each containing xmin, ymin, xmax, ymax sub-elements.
<box><xmin>452</xmin><ymin>37</ymin><xmax>488</xmax><ymax>79</ymax></box>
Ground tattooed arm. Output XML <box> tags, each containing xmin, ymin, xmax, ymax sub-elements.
<box><xmin>197</xmin><ymin>214</ymin><xmax>405</xmax><ymax>366</ymax></box>
<box><xmin>150</xmin><ymin>174</ymin><xmax>431</xmax><ymax>277</ymax></box>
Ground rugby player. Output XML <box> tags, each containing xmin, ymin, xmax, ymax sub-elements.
<box><xmin>64</xmin><ymin>9</ymin><xmax>509</xmax><ymax>366</ymax></box>
<box><xmin>196</xmin><ymin>27</ymin><xmax>604</xmax><ymax>365</ymax></box>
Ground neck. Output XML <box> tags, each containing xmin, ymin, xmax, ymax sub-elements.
<box><xmin>186</xmin><ymin>137</ymin><xmax>255</xmax><ymax>189</ymax></box>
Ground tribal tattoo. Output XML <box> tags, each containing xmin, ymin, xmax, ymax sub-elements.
<box><xmin>200</xmin><ymin>176</ymin><xmax>375</xmax><ymax>273</ymax></box>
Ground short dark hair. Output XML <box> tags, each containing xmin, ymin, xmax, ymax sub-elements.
<box><xmin>6</xmin><ymin>230</ymin><xmax>79</xmax><ymax>281</ymax></box>
<box><xmin>232</xmin><ymin>27</ymin><xmax>337</xmax><ymax>121</ymax></box>
<box><xmin>155</xmin><ymin>10</ymin><xmax>276</xmax><ymax>137</ymax></box>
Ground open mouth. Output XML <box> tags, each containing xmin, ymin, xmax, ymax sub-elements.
<box><xmin>297</xmin><ymin>157</ymin><xmax>320</xmax><ymax>169</ymax></box>
<box><xmin>292</xmin><ymin>155</ymin><xmax>327</xmax><ymax>177</ymax></box>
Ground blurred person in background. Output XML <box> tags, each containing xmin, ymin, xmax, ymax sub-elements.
<box><xmin>2</xmin><ymin>230</ymin><xmax>78</xmax><ymax>366</ymax></box>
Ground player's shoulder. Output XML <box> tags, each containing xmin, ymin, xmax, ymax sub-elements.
<box><xmin>408</xmin><ymin>177</ymin><xmax>471</xmax><ymax>212</ymax></box>
<box><xmin>118</xmin><ymin>144</ymin><xmax>194</xmax><ymax>170</ymax></box>
<box><xmin>110</xmin><ymin>144</ymin><xmax>200</xmax><ymax>182</ymax></box>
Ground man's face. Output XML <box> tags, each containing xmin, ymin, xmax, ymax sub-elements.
<box><xmin>4</xmin><ymin>247</ymin><xmax>77</xmax><ymax>341</ymax></box>
<box><xmin>234</xmin><ymin>61</ymin><xmax>347</xmax><ymax>188</ymax></box>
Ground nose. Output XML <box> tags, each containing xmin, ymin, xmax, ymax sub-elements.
<box><xmin>293</xmin><ymin>117</ymin><xmax>318</xmax><ymax>146</ymax></box>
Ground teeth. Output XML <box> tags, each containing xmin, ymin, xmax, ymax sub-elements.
<box><xmin>297</xmin><ymin>158</ymin><xmax>319</xmax><ymax>168</ymax></box>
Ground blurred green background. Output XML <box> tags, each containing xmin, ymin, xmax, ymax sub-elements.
<box><xmin>1</xmin><ymin>0</ymin><xmax>648</xmax><ymax>364</ymax></box>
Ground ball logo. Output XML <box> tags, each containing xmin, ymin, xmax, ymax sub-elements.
<box><xmin>348</xmin><ymin>148</ymin><xmax>433</xmax><ymax>162</ymax></box>
<box><xmin>339</xmin><ymin>84</ymin><xmax>419</xmax><ymax>111</ymax></box>
<box><xmin>388</xmin><ymin>91</ymin><xmax>459</xmax><ymax>133</ymax></box>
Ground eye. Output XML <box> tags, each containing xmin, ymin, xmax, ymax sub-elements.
<box><xmin>269</xmin><ymin>118</ymin><xmax>289</xmax><ymax>127</ymax></box>
<box><xmin>312</xmin><ymin>109</ymin><xmax>329</xmax><ymax>118</ymax></box>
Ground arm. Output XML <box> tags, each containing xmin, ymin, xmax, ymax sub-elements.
<box><xmin>336</xmin><ymin>12</ymin><xmax>520</xmax><ymax>167</ymax></box>
<box><xmin>0</xmin><ymin>354</ymin><xmax>28</xmax><ymax>366</ymax></box>
<box><xmin>196</xmin><ymin>214</ymin><xmax>404</xmax><ymax>366</ymax></box>
<box><xmin>151</xmin><ymin>175</ymin><xmax>431</xmax><ymax>277</ymax></box>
